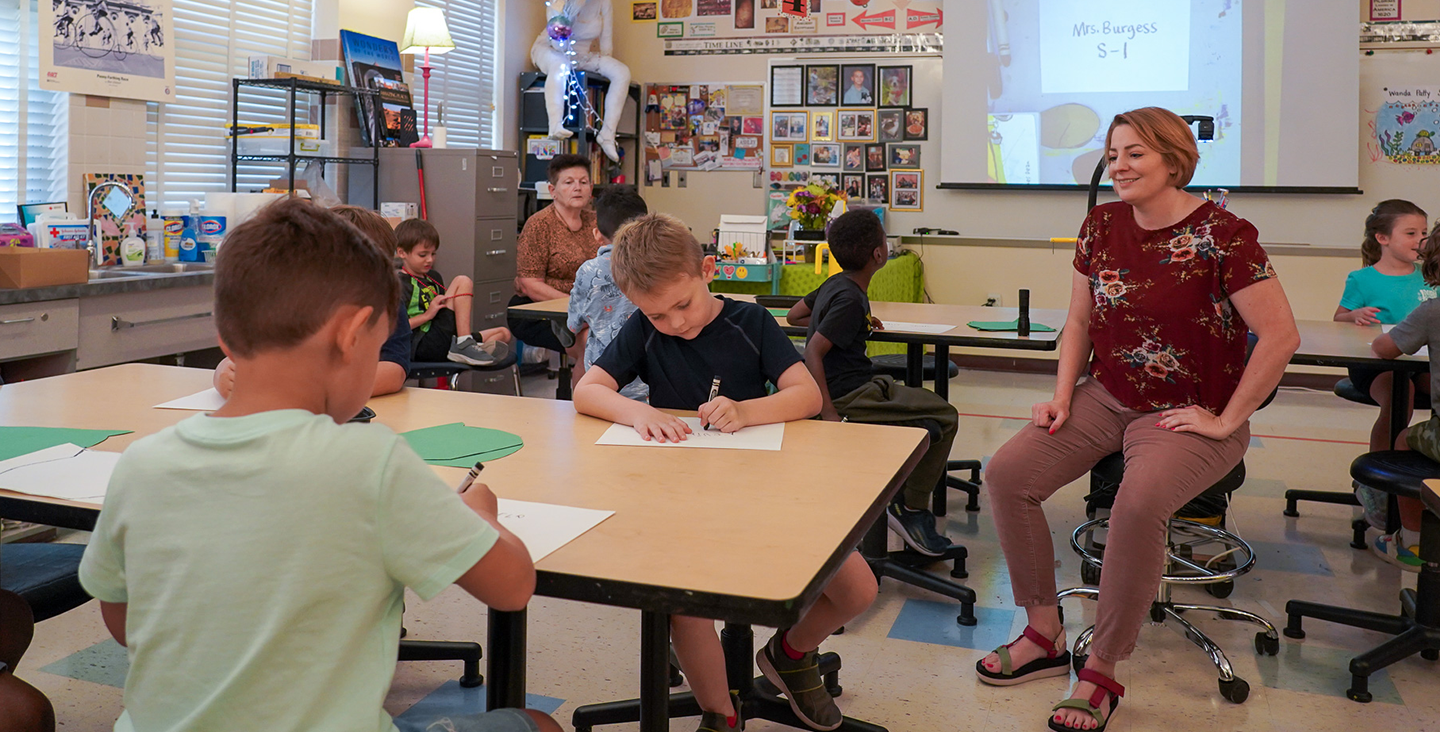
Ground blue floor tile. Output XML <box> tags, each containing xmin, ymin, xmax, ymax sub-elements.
<box><xmin>887</xmin><ymin>600</ymin><xmax>1017</xmax><ymax>651</ymax></box>
<box><xmin>395</xmin><ymin>680</ymin><xmax>565</xmax><ymax>731</ymax></box>
<box><xmin>40</xmin><ymin>639</ymin><xmax>129</xmax><ymax>688</ymax></box>
<box><xmin>1255</xmin><ymin>641</ymin><xmax>1403</xmax><ymax>704</ymax></box>
<box><xmin>1247</xmin><ymin>540</ymin><xmax>1334</xmax><ymax>576</ymax></box>
<box><xmin>1249</xmin><ymin>435</ymin><xmax>1265</xmax><ymax>448</ymax></box>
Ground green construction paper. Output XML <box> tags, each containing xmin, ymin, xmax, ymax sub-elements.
<box><xmin>0</xmin><ymin>427</ymin><xmax>133</xmax><ymax>462</ymax></box>
<box><xmin>966</xmin><ymin>319</ymin><xmax>1057</xmax><ymax>333</ymax></box>
<box><xmin>767</xmin><ymin>308</ymin><xmax>790</xmax><ymax>317</ymax></box>
<box><xmin>400</xmin><ymin>423</ymin><xmax>525</xmax><ymax>464</ymax></box>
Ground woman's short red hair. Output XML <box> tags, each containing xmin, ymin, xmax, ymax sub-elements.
<box><xmin>1105</xmin><ymin>107</ymin><xmax>1200</xmax><ymax>188</ymax></box>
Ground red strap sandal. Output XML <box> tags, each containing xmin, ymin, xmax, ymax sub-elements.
<box><xmin>976</xmin><ymin>625</ymin><xmax>1072</xmax><ymax>686</ymax></box>
<box><xmin>1048</xmin><ymin>668</ymin><xmax>1124</xmax><ymax>731</ymax></box>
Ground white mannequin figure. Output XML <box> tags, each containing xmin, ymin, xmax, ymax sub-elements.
<box><xmin>531</xmin><ymin>0</ymin><xmax>631</xmax><ymax>162</ymax></box>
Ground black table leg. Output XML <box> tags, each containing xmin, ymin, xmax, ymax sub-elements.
<box><xmin>486</xmin><ymin>608</ymin><xmax>527</xmax><ymax>711</ymax></box>
<box><xmin>639</xmin><ymin>610</ymin><xmax>671</xmax><ymax>732</ymax></box>
<box><xmin>1385</xmin><ymin>370</ymin><xmax>1410</xmax><ymax>533</ymax></box>
<box><xmin>932</xmin><ymin>345</ymin><xmax>950</xmax><ymax>401</ymax></box>
<box><xmin>557</xmin><ymin>353</ymin><xmax>573</xmax><ymax>401</ymax></box>
<box><xmin>905</xmin><ymin>343</ymin><xmax>922</xmax><ymax>388</ymax></box>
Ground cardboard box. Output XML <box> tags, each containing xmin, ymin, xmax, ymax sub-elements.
<box><xmin>0</xmin><ymin>247</ymin><xmax>91</xmax><ymax>289</ymax></box>
<box><xmin>246</xmin><ymin>55</ymin><xmax>342</xmax><ymax>84</ymax></box>
<box><xmin>380</xmin><ymin>202</ymin><xmax>418</xmax><ymax>221</ymax></box>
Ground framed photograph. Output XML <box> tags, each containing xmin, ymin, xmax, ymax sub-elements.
<box><xmin>837</xmin><ymin>109</ymin><xmax>875</xmax><ymax>142</ymax></box>
<box><xmin>810</xmin><ymin>143</ymin><xmax>841</xmax><ymax>168</ymax></box>
<box><xmin>877</xmin><ymin>109</ymin><xmax>904</xmax><ymax>143</ymax></box>
<box><xmin>805</xmin><ymin>65</ymin><xmax>839</xmax><ymax>107</ymax></box>
<box><xmin>865</xmin><ymin>144</ymin><xmax>887</xmax><ymax>172</ymax></box>
<box><xmin>891</xmin><ymin>187</ymin><xmax>922</xmax><ymax>211</ymax></box>
<box><xmin>842</xmin><ymin>174</ymin><xmax>865</xmax><ymax>199</ymax></box>
<box><xmin>878</xmin><ymin>66</ymin><xmax>912</xmax><ymax>108</ymax></box>
<box><xmin>771</xmin><ymin>112</ymin><xmax>801</xmax><ymax>141</ymax></box>
<box><xmin>632</xmin><ymin>2</ymin><xmax>658</xmax><ymax>21</ymax></box>
<box><xmin>657</xmin><ymin>21</ymin><xmax>685</xmax><ymax>37</ymax></box>
<box><xmin>771</xmin><ymin>143</ymin><xmax>794</xmax><ymax>167</ymax></box>
<box><xmin>812</xmin><ymin>172</ymin><xmax>840</xmax><ymax>190</ymax></box>
<box><xmin>904</xmin><ymin>108</ymin><xmax>929</xmax><ymax>141</ymax></box>
<box><xmin>891</xmin><ymin>169</ymin><xmax>922</xmax><ymax>190</ymax></box>
<box><xmin>794</xmin><ymin>143</ymin><xmax>812</xmax><ymax>166</ymax></box>
<box><xmin>839</xmin><ymin>63</ymin><xmax>875</xmax><ymax>106</ymax></box>
<box><xmin>866</xmin><ymin>173</ymin><xmax>890</xmax><ymax>204</ymax></box>
<box><xmin>810</xmin><ymin>111</ymin><xmax>834</xmax><ymax>142</ymax></box>
<box><xmin>888</xmin><ymin>143</ymin><xmax>921</xmax><ymax>169</ymax></box>
<box><xmin>770</xmin><ymin>65</ymin><xmax>805</xmax><ymax>108</ymax></box>
<box><xmin>787</xmin><ymin>111</ymin><xmax>809</xmax><ymax>141</ymax></box>
<box><xmin>842</xmin><ymin>143</ymin><xmax>865</xmax><ymax>172</ymax></box>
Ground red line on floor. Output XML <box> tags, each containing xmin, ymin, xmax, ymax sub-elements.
<box><xmin>956</xmin><ymin>412</ymin><xmax>1369</xmax><ymax>446</ymax></box>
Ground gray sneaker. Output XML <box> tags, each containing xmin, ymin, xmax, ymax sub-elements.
<box><xmin>757</xmin><ymin>632</ymin><xmax>841</xmax><ymax>731</ymax></box>
<box><xmin>447</xmin><ymin>335</ymin><xmax>498</xmax><ymax>366</ymax></box>
<box><xmin>478</xmin><ymin>337</ymin><xmax>510</xmax><ymax>362</ymax></box>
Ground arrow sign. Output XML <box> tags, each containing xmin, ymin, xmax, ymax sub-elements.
<box><xmin>907</xmin><ymin>8</ymin><xmax>942</xmax><ymax>28</ymax></box>
<box><xmin>853</xmin><ymin>8</ymin><xmax>896</xmax><ymax>30</ymax></box>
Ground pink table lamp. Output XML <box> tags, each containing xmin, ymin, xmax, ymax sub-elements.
<box><xmin>401</xmin><ymin>7</ymin><xmax>455</xmax><ymax>149</ymax></box>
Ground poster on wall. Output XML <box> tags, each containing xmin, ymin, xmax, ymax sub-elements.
<box><xmin>662</xmin><ymin>0</ymin><xmax>943</xmax><ymax>55</ymax></box>
<box><xmin>40</xmin><ymin>0</ymin><xmax>176</xmax><ymax>102</ymax></box>
<box><xmin>645</xmin><ymin>82</ymin><xmax>766</xmax><ymax>172</ymax></box>
<box><xmin>1369</xmin><ymin>86</ymin><xmax>1440</xmax><ymax>165</ymax></box>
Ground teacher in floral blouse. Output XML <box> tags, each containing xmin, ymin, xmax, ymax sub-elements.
<box><xmin>974</xmin><ymin>108</ymin><xmax>1300</xmax><ymax>732</ymax></box>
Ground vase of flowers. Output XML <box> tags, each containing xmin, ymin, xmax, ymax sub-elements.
<box><xmin>786</xmin><ymin>181</ymin><xmax>847</xmax><ymax>262</ymax></box>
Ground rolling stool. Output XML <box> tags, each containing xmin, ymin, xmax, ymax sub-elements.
<box><xmin>0</xmin><ymin>543</ymin><xmax>92</xmax><ymax>622</ymax></box>
<box><xmin>1283</xmin><ymin>450</ymin><xmax>1440</xmax><ymax>703</ymax></box>
<box><xmin>1283</xmin><ymin>377</ymin><xmax>1428</xmax><ymax>547</ymax></box>
<box><xmin>868</xmin><ymin>354</ymin><xmax>982</xmax><ymax>515</ymax></box>
<box><xmin>408</xmin><ymin>353</ymin><xmax>521</xmax><ymax>395</ymax></box>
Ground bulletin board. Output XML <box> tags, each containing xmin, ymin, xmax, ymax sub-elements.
<box><xmin>629</xmin><ymin>0</ymin><xmax>944</xmax><ymax>56</ymax></box>
<box><xmin>644</xmin><ymin>82</ymin><xmax>768</xmax><ymax>175</ymax></box>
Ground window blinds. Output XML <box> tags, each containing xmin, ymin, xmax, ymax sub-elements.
<box><xmin>0</xmin><ymin>0</ymin><xmax>68</xmax><ymax>223</ymax></box>
<box><xmin>413</xmin><ymin>0</ymin><xmax>498</xmax><ymax>149</ymax></box>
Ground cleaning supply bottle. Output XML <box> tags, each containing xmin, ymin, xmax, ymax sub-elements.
<box><xmin>121</xmin><ymin>223</ymin><xmax>145</xmax><ymax>267</ymax></box>
<box><xmin>161</xmin><ymin>208</ymin><xmax>185</xmax><ymax>261</ymax></box>
<box><xmin>178</xmin><ymin>201</ymin><xmax>200</xmax><ymax>262</ymax></box>
<box><xmin>146</xmin><ymin>210</ymin><xmax>164</xmax><ymax>262</ymax></box>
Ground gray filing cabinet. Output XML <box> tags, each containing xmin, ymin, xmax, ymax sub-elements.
<box><xmin>350</xmin><ymin>148</ymin><xmax>519</xmax><ymax>337</ymax></box>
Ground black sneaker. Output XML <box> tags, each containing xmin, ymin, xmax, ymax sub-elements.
<box><xmin>696</xmin><ymin>691</ymin><xmax>741</xmax><ymax>731</ymax></box>
<box><xmin>886</xmin><ymin>503</ymin><xmax>950</xmax><ymax>557</ymax></box>
<box><xmin>757</xmin><ymin>633</ymin><xmax>841</xmax><ymax>731</ymax></box>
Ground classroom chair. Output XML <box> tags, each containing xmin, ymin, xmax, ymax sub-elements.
<box><xmin>1282</xmin><ymin>376</ymin><xmax>1427</xmax><ymax>547</ymax></box>
<box><xmin>866</xmin><ymin>354</ymin><xmax>984</xmax><ymax>515</ymax></box>
<box><xmin>407</xmin><ymin>354</ymin><xmax>522</xmax><ymax>396</ymax></box>
<box><xmin>1283</xmin><ymin>450</ymin><xmax>1440</xmax><ymax>703</ymax></box>
<box><xmin>0</xmin><ymin>543</ymin><xmax>91</xmax><ymax>622</ymax></box>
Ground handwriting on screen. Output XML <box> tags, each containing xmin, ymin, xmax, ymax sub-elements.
<box><xmin>1038</xmin><ymin>0</ymin><xmax>1191</xmax><ymax>95</ymax></box>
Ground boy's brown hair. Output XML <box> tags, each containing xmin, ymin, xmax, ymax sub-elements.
<box><xmin>395</xmin><ymin>218</ymin><xmax>441</xmax><ymax>254</ymax></box>
<box><xmin>215</xmin><ymin>198</ymin><xmax>398</xmax><ymax>357</ymax></box>
<box><xmin>330</xmin><ymin>205</ymin><xmax>398</xmax><ymax>257</ymax></box>
<box><xmin>1422</xmin><ymin>219</ymin><xmax>1440</xmax><ymax>287</ymax></box>
<box><xmin>609</xmin><ymin>213</ymin><xmax>705</xmax><ymax>295</ymax></box>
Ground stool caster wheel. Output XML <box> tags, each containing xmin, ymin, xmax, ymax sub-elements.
<box><xmin>1219</xmin><ymin>677</ymin><xmax>1249</xmax><ymax>704</ymax></box>
<box><xmin>1346</xmin><ymin>687</ymin><xmax>1373</xmax><ymax>704</ymax></box>
<box><xmin>1254</xmin><ymin>632</ymin><xmax>1279</xmax><ymax>656</ymax></box>
<box><xmin>1206</xmin><ymin>581</ymin><xmax>1235</xmax><ymax>599</ymax></box>
<box><xmin>1080</xmin><ymin>561</ymin><xmax>1101</xmax><ymax>586</ymax></box>
<box><xmin>825</xmin><ymin>669</ymin><xmax>843</xmax><ymax>698</ymax></box>
<box><xmin>1422</xmin><ymin>648</ymin><xmax>1438</xmax><ymax>661</ymax></box>
<box><xmin>459</xmin><ymin>672</ymin><xmax>484</xmax><ymax>688</ymax></box>
<box><xmin>950</xmin><ymin>560</ymin><xmax>969</xmax><ymax>580</ymax></box>
<box><xmin>1072</xmin><ymin>653</ymin><xmax>1088</xmax><ymax>673</ymax></box>
<box><xmin>1283</xmin><ymin>622</ymin><xmax>1305</xmax><ymax>640</ymax></box>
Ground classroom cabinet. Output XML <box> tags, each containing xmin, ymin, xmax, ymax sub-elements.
<box><xmin>77</xmin><ymin>288</ymin><xmax>216</xmax><ymax>371</ymax></box>
<box><xmin>0</xmin><ymin>299</ymin><xmax>80</xmax><ymax>362</ymax></box>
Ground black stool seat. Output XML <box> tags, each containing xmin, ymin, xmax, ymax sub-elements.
<box><xmin>409</xmin><ymin>354</ymin><xmax>518</xmax><ymax>380</ymax></box>
<box><xmin>1349</xmin><ymin>450</ymin><xmax>1437</xmax><ymax>501</ymax></box>
<box><xmin>1088</xmin><ymin>452</ymin><xmax>1245</xmax><ymax>518</ymax></box>
<box><xmin>0</xmin><ymin>543</ymin><xmax>91</xmax><ymax>622</ymax></box>
<box><xmin>1334</xmin><ymin>377</ymin><xmax>1432</xmax><ymax>411</ymax></box>
<box><xmin>869</xmin><ymin>354</ymin><xmax>959</xmax><ymax>382</ymax></box>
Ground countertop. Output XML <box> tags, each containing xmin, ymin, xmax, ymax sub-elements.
<box><xmin>0</xmin><ymin>269</ymin><xmax>215</xmax><ymax>306</ymax></box>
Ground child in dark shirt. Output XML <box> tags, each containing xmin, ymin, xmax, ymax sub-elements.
<box><xmin>787</xmin><ymin>210</ymin><xmax>959</xmax><ymax>557</ymax></box>
<box><xmin>396</xmin><ymin>218</ymin><xmax>512</xmax><ymax>366</ymax></box>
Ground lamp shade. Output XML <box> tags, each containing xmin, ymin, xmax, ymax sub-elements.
<box><xmin>400</xmin><ymin>7</ymin><xmax>455</xmax><ymax>55</ymax></box>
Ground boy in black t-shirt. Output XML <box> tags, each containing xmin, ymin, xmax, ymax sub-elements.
<box><xmin>575</xmin><ymin>213</ymin><xmax>876</xmax><ymax>732</ymax></box>
<box><xmin>787</xmin><ymin>210</ymin><xmax>958</xmax><ymax>557</ymax></box>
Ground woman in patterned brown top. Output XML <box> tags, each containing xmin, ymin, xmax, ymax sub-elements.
<box><xmin>509</xmin><ymin>154</ymin><xmax>598</xmax><ymax>361</ymax></box>
<box><xmin>975</xmin><ymin>108</ymin><xmax>1301</xmax><ymax>731</ymax></box>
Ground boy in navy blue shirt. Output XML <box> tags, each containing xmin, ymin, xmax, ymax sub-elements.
<box><xmin>575</xmin><ymin>213</ymin><xmax>876</xmax><ymax>732</ymax></box>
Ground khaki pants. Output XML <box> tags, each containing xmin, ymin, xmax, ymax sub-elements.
<box><xmin>984</xmin><ymin>378</ymin><xmax>1249</xmax><ymax>662</ymax></box>
<box><xmin>831</xmin><ymin>375</ymin><xmax>959</xmax><ymax>510</ymax></box>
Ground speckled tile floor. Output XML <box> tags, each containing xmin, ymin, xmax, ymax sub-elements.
<box><xmin>13</xmin><ymin>370</ymin><xmax>1438</xmax><ymax>731</ymax></box>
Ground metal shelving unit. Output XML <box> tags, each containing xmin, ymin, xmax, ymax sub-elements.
<box><xmin>517</xmin><ymin>71</ymin><xmax>642</xmax><ymax>223</ymax></box>
<box><xmin>230</xmin><ymin>77</ymin><xmax>382</xmax><ymax>208</ymax></box>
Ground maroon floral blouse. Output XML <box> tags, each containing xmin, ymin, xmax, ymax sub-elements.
<box><xmin>1074</xmin><ymin>201</ymin><xmax>1277</xmax><ymax>414</ymax></box>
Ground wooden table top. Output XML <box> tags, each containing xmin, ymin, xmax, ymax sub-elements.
<box><xmin>1425</xmin><ymin>479</ymin><xmax>1440</xmax><ymax>517</ymax></box>
<box><xmin>1293</xmin><ymin>319</ymin><xmax>1428</xmax><ymax>370</ymax></box>
<box><xmin>0</xmin><ymin>364</ymin><xmax>927</xmax><ymax>624</ymax></box>
<box><xmin>510</xmin><ymin>295</ymin><xmax>1066</xmax><ymax>350</ymax></box>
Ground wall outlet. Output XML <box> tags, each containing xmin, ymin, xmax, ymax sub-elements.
<box><xmin>678</xmin><ymin>171</ymin><xmax>687</xmax><ymax>188</ymax></box>
<box><xmin>985</xmin><ymin>292</ymin><xmax>1002</xmax><ymax>307</ymax></box>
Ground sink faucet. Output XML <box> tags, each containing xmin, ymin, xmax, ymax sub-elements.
<box><xmin>87</xmin><ymin>180</ymin><xmax>135</xmax><ymax>266</ymax></box>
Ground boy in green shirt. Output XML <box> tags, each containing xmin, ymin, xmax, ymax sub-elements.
<box><xmin>78</xmin><ymin>199</ymin><xmax>559</xmax><ymax>732</ymax></box>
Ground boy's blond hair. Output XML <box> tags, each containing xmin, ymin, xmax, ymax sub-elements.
<box><xmin>610</xmin><ymin>213</ymin><xmax>705</xmax><ymax>295</ymax></box>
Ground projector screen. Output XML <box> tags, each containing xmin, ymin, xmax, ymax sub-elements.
<box><xmin>940</xmin><ymin>0</ymin><xmax>1359</xmax><ymax>191</ymax></box>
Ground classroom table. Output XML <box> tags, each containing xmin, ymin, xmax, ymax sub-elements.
<box><xmin>1284</xmin><ymin>320</ymin><xmax>1430</xmax><ymax>536</ymax></box>
<box><xmin>0</xmin><ymin>364</ymin><xmax>928</xmax><ymax>732</ymax></box>
<box><xmin>507</xmin><ymin>295</ymin><xmax>1068</xmax><ymax>401</ymax></box>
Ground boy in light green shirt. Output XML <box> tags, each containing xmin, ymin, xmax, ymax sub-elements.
<box><xmin>78</xmin><ymin>199</ymin><xmax>560</xmax><ymax>732</ymax></box>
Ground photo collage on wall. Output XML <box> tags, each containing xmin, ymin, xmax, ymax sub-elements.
<box><xmin>768</xmin><ymin>62</ymin><xmax>925</xmax><ymax>217</ymax></box>
<box><xmin>644</xmin><ymin>82</ymin><xmax>767</xmax><ymax>179</ymax></box>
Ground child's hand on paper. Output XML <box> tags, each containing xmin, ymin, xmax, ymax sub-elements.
<box><xmin>869</xmin><ymin>315</ymin><xmax>884</xmax><ymax>331</ymax></box>
<box><xmin>633</xmin><ymin>408</ymin><xmax>693</xmax><ymax>443</ymax></box>
<box><xmin>459</xmin><ymin>480</ymin><xmax>500</xmax><ymax>519</ymax></box>
<box><xmin>699</xmin><ymin>396</ymin><xmax>748</xmax><ymax>433</ymax></box>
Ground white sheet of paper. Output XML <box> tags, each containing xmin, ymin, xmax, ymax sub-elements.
<box><xmin>494</xmin><ymin>498</ymin><xmax>614</xmax><ymax>562</ymax></box>
<box><xmin>1380</xmin><ymin>325</ymin><xmax>1429</xmax><ymax>358</ymax></box>
<box><xmin>154</xmin><ymin>388</ymin><xmax>227</xmax><ymax>411</ymax></box>
<box><xmin>595</xmin><ymin>418</ymin><xmax>784</xmax><ymax>451</ymax></box>
<box><xmin>882</xmin><ymin>321</ymin><xmax>956</xmax><ymax>335</ymax></box>
<box><xmin>0</xmin><ymin>444</ymin><xmax>120</xmax><ymax>503</ymax></box>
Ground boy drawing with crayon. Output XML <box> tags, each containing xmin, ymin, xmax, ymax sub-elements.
<box><xmin>573</xmin><ymin>213</ymin><xmax>877</xmax><ymax>732</ymax></box>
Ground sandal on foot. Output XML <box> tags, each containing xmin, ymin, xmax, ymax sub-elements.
<box><xmin>975</xmin><ymin>625</ymin><xmax>1071</xmax><ymax>686</ymax></box>
<box><xmin>1048</xmin><ymin>668</ymin><xmax>1123</xmax><ymax>732</ymax></box>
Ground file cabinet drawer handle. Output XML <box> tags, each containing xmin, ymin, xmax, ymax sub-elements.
<box><xmin>485</xmin><ymin>313</ymin><xmax>503</xmax><ymax>321</ymax></box>
<box><xmin>485</xmin><ymin>249</ymin><xmax>508</xmax><ymax>256</ymax></box>
<box><xmin>486</xmin><ymin>187</ymin><xmax>509</xmax><ymax>194</ymax></box>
